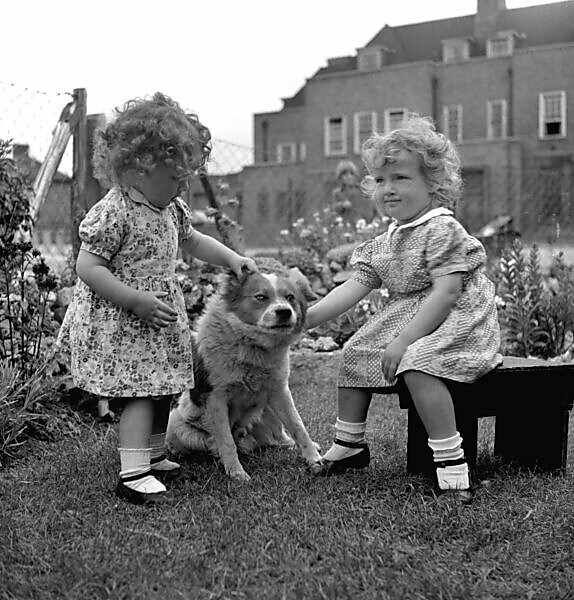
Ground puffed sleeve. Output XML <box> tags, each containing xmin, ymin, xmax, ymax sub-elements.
<box><xmin>79</xmin><ymin>190</ymin><xmax>126</xmax><ymax>261</ymax></box>
<box><xmin>426</xmin><ymin>216</ymin><xmax>479</xmax><ymax>277</ymax></box>
<box><xmin>350</xmin><ymin>239</ymin><xmax>383</xmax><ymax>289</ymax></box>
<box><xmin>171</xmin><ymin>197</ymin><xmax>196</xmax><ymax>243</ymax></box>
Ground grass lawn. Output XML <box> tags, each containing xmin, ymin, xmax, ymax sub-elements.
<box><xmin>1</xmin><ymin>351</ymin><xmax>573</xmax><ymax>600</ymax></box>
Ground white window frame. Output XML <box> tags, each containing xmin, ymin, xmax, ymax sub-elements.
<box><xmin>443</xmin><ymin>104</ymin><xmax>463</xmax><ymax>142</ymax></box>
<box><xmin>358</xmin><ymin>49</ymin><xmax>382</xmax><ymax>71</ymax></box>
<box><xmin>384</xmin><ymin>108</ymin><xmax>407</xmax><ymax>134</ymax></box>
<box><xmin>442</xmin><ymin>39</ymin><xmax>470</xmax><ymax>63</ymax></box>
<box><xmin>353</xmin><ymin>111</ymin><xmax>377</xmax><ymax>154</ymax></box>
<box><xmin>487</xmin><ymin>32</ymin><xmax>515</xmax><ymax>57</ymax></box>
<box><xmin>324</xmin><ymin>115</ymin><xmax>347</xmax><ymax>157</ymax></box>
<box><xmin>276</xmin><ymin>143</ymin><xmax>296</xmax><ymax>164</ymax></box>
<box><xmin>487</xmin><ymin>99</ymin><xmax>507</xmax><ymax>139</ymax></box>
<box><xmin>539</xmin><ymin>91</ymin><xmax>567</xmax><ymax>139</ymax></box>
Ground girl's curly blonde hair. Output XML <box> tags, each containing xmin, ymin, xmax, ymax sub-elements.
<box><xmin>360</xmin><ymin>113</ymin><xmax>462</xmax><ymax>211</ymax></box>
<box><xmin>92</xmin><ymin>92</ymin><xmax>211</xmax><ymax>187</ymax></box>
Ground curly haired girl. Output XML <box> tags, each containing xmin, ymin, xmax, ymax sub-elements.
<box><xmin>307</xmin><ymin>114</ymin><xmax>501</xmax><ymax>503</ymax></box>
<box><xmin>58</xmin><ymin>92</ymin><xmax>256</xmax><ymax>504</ymax></box>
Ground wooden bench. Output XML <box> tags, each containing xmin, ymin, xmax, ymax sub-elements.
<box><xmin>380</xmin><ymin>357</ymin><xmax>574</xmax><ymax>476</ymax></box>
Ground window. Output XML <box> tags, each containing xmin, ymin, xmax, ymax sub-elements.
<box><xmin>353</xmin><ymin>111</ymin><xmax>377</xmax><ymax>153</ymax></box>
<box><xmin>539</xmin><ymin>91</ymin><xmax>566</xmax><ymax>139</ymax></box>
<box><xmin>299</xmin><ymin>142</ymin><xmax>307</xmax><ymax>162</ymax></box>
<box><xmin>487</xmin><ymin>35</ymin><xmax>514</xmax><ymax>57</ymax></box>
<box><xmin>443</xmin><ymin>105</ymin><xmax>463</xmax><ymax>142</ymax></box>
<box><xmin>442</xmin><ymin>39</ymin><xmax>469</xmax><ymax>63</ymax></box>
<box><xmin>384</xmin><ymin>108</ymin><xmax>407</xmax><ymax>134</ymax></box>
<box><xmin>324</xmin><ymin>115</ymin><xmax>347</xmax><ymax>156</ymax></box>
<box><xmin>358</xmin><ymin>49</ymin><xmax>381</xmax><ymax>71</ymax></box>
<box><xmin>276</xmin><ymin>143</ymin><xmax>296</xmax><ymax>164</ymax></box>
<box><xmin>487</xmin><ymin>99</ymin><xmax>507</xmax><ymax>139</ymax></box>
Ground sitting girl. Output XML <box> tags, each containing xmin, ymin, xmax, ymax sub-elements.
<box><xmin>306</xmin><ymin>114</ymin><xmax>501</xmax><ymax>502</ymax></box>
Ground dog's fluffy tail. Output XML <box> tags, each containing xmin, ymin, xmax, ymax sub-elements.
<box><xmin>166</xmin><ymin>397</ymin><xmax>211</xmax><ymax>455</ymax></box>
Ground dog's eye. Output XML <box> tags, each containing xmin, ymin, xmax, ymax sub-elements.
<box><xmin>254</xmin><ymin>294</ymin><xmax>267</xmax><ymax>302</ymax></box>
<box><xmin>285</xmin><ymin>294</ymin><xmax>296</xmax><ymax>303</ymax></box>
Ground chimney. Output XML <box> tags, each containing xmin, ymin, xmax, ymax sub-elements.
<box><xmin>474</xmin><ymin>0</ymin><xmax>506</xmax><ymax>39</ymax></box>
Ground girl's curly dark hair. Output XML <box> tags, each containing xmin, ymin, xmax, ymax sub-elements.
<box><xmin>92</xmin><ymin>92</ymin><xmax>211</xmax><ymax>186</ymax></box>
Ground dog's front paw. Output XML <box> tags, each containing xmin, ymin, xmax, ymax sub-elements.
<box><xmin>227</xmin><ymin>467</ymin><xmax>251</xmax><ymax>483</ymax></box>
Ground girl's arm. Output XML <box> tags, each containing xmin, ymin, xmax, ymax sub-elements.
<box><xmin>382</xmin><ymin>272</ymin><xmax>463</xmax><ymax>380</ymax></box>
<box><xmin>76</xmin><ymin>250</ymin><xmax>178</xmax><ymax>329</ymax></box>
<box><xmin>181</xmin><ymin>230</ymin><xmax>256</xmax><ymax>277</ymax></box>
<box><xmin>306</xmin><ymin>278</ymin><xmax>372</xmax><ymax>329</ymax></box>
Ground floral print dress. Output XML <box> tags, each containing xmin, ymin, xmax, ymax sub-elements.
<box><xmin>57</xmin><ymin>186</ymin><xmax>195</xmax><ymax>397</ymax></box>
<box><xmin>339</xmin><ymin>208</ymin><xmax>502</xmax><ymax>389</ymax></box>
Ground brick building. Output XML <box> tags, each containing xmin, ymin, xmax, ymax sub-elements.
<box><xmin>240</xmin><ymin>0</ymin><xmax>574</xmax><ymax>246</ymax></box>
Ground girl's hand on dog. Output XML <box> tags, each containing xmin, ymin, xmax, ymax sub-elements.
<box><xmin>131</xmin><ymin>291</ymin><xmax>178</xmax><ymax>330</ymax></box>
<box><xmin>229</xmin><ymin>255</ymin><xmax>257</xmax><ymax>279</ymax></box>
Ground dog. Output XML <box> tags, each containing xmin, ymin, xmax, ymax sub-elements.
<box><xmin>166</xmin><ymin>258</ymin><xmax>322</xmax><ymax>482</ymax></box>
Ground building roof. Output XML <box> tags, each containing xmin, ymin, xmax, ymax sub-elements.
<box><xmin>310</xmin><ymin>1</ymin><xmax>574</xmax><ymax>78</ymax></box>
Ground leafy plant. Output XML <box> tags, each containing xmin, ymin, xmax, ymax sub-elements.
<box><xmin>0</xmin><ymin>139</ymin><xmax>59</xmax><ymax>376</ymax></box>
<box><xmin>278</xmin><ymin>208</ymin><xmax>388</xmax><ymax>277</ymax></box>
<box><xmin>495</xmin><ymin>238</ymin><xmax>574</xmax><ymax>359</ymax></box>
<box><xmin>0</xmin><ymin>359</ymin><xmax>51</xmax><ymax>466</ymax></box>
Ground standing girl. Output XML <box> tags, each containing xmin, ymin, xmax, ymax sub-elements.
<box><xmin>57</xmin><ymin>93</ymin><xmax>256</xmax><ymax>504</ymax></box>
<box><xmin>306</xmin><ymin>114</ymin><xmax>501</xmax><ymax>502</ymax></box>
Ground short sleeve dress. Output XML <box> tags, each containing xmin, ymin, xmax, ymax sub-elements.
<box><xmin>56</xmin><ymin>186</ymin><xmax>195</xmax><ymax>397</ymax></box>
<box><xmin>339</xmin><ymin>208</ymin><xmax>502</xmax><ymax>388</ymax></box>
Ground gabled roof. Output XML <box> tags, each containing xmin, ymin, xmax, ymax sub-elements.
<box><xmin>311</xmin><ymin>1</ymin><xmax>574</xmax><ymax>77</ymax></box>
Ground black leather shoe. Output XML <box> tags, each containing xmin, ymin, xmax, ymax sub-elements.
<box><xmin>115</xmin><ymin>479</ymin><xmax>166</xmax><ymax>506</ymax></box>
<box><xmin>313</xmin><ymin>440</ymin><xmax>370</xmax><ymax>477</ymax></box>
<box><xmin>437</xmin><ymin>487</ymin><xmax>475</xmax><ymax>506</ymax></box>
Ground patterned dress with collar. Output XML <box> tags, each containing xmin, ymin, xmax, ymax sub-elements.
<box><xmin>339</xmin><ymin>208</ymin><xmax>502</xmax><ymax>388</ymax></box>
<box><xmin>56</xmin><ymin>186</ymin><xmax>195</xmax><ymax>397</ymax></box>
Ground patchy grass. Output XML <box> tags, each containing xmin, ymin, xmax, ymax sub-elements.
<box><xmin>1</xmin><ymin>352</ymin><xmax>573</xmax><ymax>600</ymax></box>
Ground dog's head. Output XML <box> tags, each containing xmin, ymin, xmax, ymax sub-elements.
<box><xmin>220</xmin><ymin>257</ymin><xmax>314</xmax><ymax>338</ymax></box>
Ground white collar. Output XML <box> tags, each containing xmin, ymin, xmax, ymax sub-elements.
<box><xmin>387</xmin><ymin>207</ymin><xmax>453</xmax><ymax>235</ymax></box>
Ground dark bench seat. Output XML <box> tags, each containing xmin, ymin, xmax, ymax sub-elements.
<box><xmin>379</xmin><ymin>357</ymin><xmax>574</xmax><ymax>476</ymax></box>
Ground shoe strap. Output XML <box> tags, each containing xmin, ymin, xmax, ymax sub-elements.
<box><xmin>150</xmin><ymin>455</ymin><xmax>166</xmax><ymax>465</ymax></box>
<box><xmin>121</xmin><ymin>470</ymin><xmax>152</xmax><ymax>482</ymax></box>
<box><xmin>435</xmin><ymin>457</ymin><xmax>467</xmax><ymax>469</ymax></box>
<box><xmin>333</xmin><ymin>438</ymin><xmax>368</xmax><ymax>449</ymax></box>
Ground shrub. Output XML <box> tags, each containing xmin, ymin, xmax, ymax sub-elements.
<box><xmin>495</xmin><ymin>238</ymin><xmax>574</xmax><ymax>359</ymax></box>
<box><xmin>0</xmin><ymin>139</ymin><xmax>60</xmax><ymax>464</ymax></box>
<box><xmin>0</xmin><ymin>139</ymin><xmax>59</xmax><ymax>376</ymax></box>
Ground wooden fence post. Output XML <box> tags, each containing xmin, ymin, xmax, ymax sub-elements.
<box><xmin>71</xmin><ymin>88</ymin><xmax>87</xmax><ymax>261</ymax></box>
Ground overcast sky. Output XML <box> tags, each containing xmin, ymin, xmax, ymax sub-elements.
<box><xmin>2</xmin><ymin>0</ymin><xmax>565</xmax><ymax>154</ymax></box>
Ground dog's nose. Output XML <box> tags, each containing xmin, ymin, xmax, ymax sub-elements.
<box><xmin>275</xmin><ymin>307</ymin><xmax>293</xmax><ymax>321</ymax></box>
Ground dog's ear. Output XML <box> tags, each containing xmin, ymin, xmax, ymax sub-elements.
<box><xmin>288</xmin><ymin>267</ymin><xmax>317</xmax><ymax>302</ymax></box>
<box><xmin>220</xmin><ymin>267</ymin><xmax>251</xmax><ymax>302</ymax></box>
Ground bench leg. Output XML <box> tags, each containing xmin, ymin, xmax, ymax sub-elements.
<box><xmin>494</xmin><ymin>406</ymin><xmax>570</xmax><ymax>473</ymax></box>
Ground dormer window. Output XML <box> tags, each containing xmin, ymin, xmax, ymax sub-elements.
<box><xmin>357</xmin><ymin>45</ymin><xmax>395</xmax><ymax>71</ymax></box>
<box><xmin>358</xmin><ymin>47</ymin><xmax>383</xmax><ymax>71</ymax></box>
<box><xmin>487</xmin><ymin>31</ymin><xmax>515</xmax><ymax>57</ymax></box>
<box><xmin>442</xmin><ymin>39</ymin><xmax>470</xmax><ymax>63</ymax></box>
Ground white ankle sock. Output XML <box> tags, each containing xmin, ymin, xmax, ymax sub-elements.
<box><xmin>119</xmin><ymin>447</ymin><xmax>166</xmax><ymax>493</ymax></box>
<box><xmin>322</xmin><ymin>419</ymin><xmax>367</xmax><ymax>461</ymax></box>
<box><xmin>150</xmin><ymin>433</ymin><xmax>180</xmax><ymax>471</ymax></box>
<box><xmin>428</xmin><ymin>433</ymin><xmax>469</xmax><ymax>490</ymax></box>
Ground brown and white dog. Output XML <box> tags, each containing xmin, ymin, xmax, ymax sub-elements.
<box><xmin>166</xmin><ymin>258</ymin><xmax>322</xmax><ymax>481</ymax></box>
